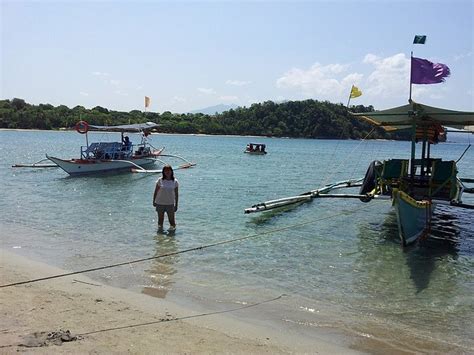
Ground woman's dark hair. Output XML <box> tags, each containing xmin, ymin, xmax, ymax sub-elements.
<box><xmin>162</xmin><ymin>165</ymin><xmax>174</xmax><ymax>180</ymax></box>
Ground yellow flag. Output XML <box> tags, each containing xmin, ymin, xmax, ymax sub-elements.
<box><xmin>145</xmin><ymin>96</ymin><xmax>151</xmax><ymax>108</ymax></box>
<box><xmin>350</xmin><ymin>85</ymin><xmax>362</xmax><ymax>99</ymax></box>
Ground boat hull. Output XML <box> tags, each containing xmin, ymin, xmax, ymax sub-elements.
<box><xmin>392</xmin><ymin>189</ymin><xmax>434</xmax><ymax>246</ymax></box>
<box><xmin>244</xmin><ymin>151</ymin><xmax>267</xmax><ymax>155</ymax></box>
<box><xmin>47</xmin><ymin>156</ymin><xmax>156</xmax><ymax>175</ymax></box>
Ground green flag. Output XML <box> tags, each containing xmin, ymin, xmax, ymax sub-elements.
<box><xmin>413</xmin><ymin>35</ymin><xmax>427</xmax><ymax>44</ymax></box>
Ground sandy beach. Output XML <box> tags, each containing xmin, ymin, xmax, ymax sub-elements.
<box><xmin>0</xmin><ymin>249</ymin><xmax>360</xmax><ymax>354</ymax></box>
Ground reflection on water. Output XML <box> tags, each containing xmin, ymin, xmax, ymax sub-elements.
<box><xmin>142</xmin><ymin>234</ymin><xmax>178</xmax><ymax>298</ymax></box>
<box><xmin>361</xmin><ymin>208</ymin><xmax>463</xmax><ymax>293</ymax></box>
<box><xmin>353</xmin><ymin>209</ymin><xmax>472</xmax><ymax>351</ymax></box>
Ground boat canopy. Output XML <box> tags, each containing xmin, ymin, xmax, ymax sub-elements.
<box><xmin>87</xmin><ymin>122</ymin><xmax>159</xmax><ymax>133</ymax></box>
<box><xmin>352</xmin><ymin>101</ymin><xmax>474</xmax><ymax>132</ymax></box>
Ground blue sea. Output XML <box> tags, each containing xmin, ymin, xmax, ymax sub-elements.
<box><xmin>1</xmin><ymin>130</ymin><xmax>473</xmax><ymax>352</ymax></box>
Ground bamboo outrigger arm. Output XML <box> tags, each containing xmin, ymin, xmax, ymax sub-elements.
<box><xmin>12</xmin><ymin>158</ymin><xmax>58</xmax><ymax>168</ymax></box>
<box><xmin>131</xmin><ymin>153</ymin><xmax>196</xmax><ymax>173</ymax></box>
<box><xmin>244</xmin><ymin>178</ymin><xmax>372</xmax><ymax>213</ymax></box>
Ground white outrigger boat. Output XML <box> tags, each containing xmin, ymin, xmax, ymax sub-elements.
<box><xmin>245</xmin><ymin>102</ymin><xmax>474</xmax><ymax>246</ymax></box>
<box><xmin>13</xmin><ymin>121</ymin><xmax>195</xmax><ymax>175</ymax></box>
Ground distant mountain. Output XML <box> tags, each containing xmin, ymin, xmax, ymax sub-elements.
<box><xmin>189</xmin><ymin>104</ymin><xmax>238</xmax><ymax>115</ymax></box>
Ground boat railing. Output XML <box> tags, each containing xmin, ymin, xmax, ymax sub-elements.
<box><xmin>378</xmin><ymin>159</ymin><xmax>409</xmax><ymax>194</ymax></box>
<box><xmin>133</xmin><ymin>143</ymin><xmax>151</xmax><ymax>157</ymax></box>
<box><xmin>428</xmin><ymin>160</ymin><xmax>458</xmax><ymax>200</ymax></box>
<box><xmin>81</xmin><ymin>142</ymin><xmax>133</xmax><ymax>160</ymax></box>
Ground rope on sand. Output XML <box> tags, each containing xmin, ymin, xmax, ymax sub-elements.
<box><xmin>78</xmin><ymin>293</ymin><xmax>286</xmax><ymax>336</ymax></box>
<box><xmin>0</xmin><ymin>294</ymin><xmax>286</xmax><ymax>348</ymax></box>
<box><xmin>0</xmin><ymin>201</ymin><xmax>385</xmax><ymax>289</ymax></box>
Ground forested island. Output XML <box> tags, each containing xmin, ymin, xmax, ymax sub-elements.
<box><xmin>0</xmin><ymin>98</ymin><xmax>411</xmax><ymax>140</ymax></box>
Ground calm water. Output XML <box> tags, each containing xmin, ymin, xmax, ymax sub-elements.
<box><xmin>1</xmin><ymin>130</ymin><xmax>473</xmax><ymax>352</ymax></box>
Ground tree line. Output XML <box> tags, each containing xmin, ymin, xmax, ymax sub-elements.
<box><xmin>0</xmin><ymin>98</ymin><xmax>411</xmax><ymax>140</ymax></box>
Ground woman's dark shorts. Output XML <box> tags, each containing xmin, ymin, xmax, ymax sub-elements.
<box><xmin>156</xmin><ymin>204</ymin><xmax>174</xmax><ymax>214</ymax></box>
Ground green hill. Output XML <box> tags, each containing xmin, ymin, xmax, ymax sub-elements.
<box><xmin>0</xmin><ymin>98</ymin><xmax>410</xmax><ymax>140</ymax></box>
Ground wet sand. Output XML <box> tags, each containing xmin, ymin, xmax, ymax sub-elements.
<box><xmin>0</xmin><ymin>249</ymin><xmax>360</xmax><ymax>354</ymax></box>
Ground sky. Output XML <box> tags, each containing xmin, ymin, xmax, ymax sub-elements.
<box><xmin>1</xmin><ymin>0</ymin><xmax>473</xmax><ymax>114</ymax></box>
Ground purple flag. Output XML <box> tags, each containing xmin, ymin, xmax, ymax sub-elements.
<box><xmin>411</xmin><ymin>57</ymin><xmax>450</xmax><ymax>84</ymax></box>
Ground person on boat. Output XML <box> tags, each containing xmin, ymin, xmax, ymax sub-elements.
<box><xmin>153</xmin><ymin>165</ymin><xmax>179</xmax><ymax>232</ymax></box>
<box><xmin>122</xmin><ymin>136</ymin><xmax>132</xmax><ymax>151</ymax></box>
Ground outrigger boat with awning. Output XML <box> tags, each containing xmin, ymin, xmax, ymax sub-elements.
<box><xmin>245</xmin><ymin>143</ymin><xmax>267</xmax><ymax>155</ymax></box>
<box><xmin>13</xmin><ymin>121</ymin><xmax>195</xmax><ymax>176</ymax></box>
<box><xmin>245</xmin><ymin>102</ymin><xmax>474</xmax><ymax>246</ymax></box>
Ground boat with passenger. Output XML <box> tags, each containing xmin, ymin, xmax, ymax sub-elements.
<box><xmin>13</xmin><ymin>121</ymin><xmax>195</xmax><ymax>175</ymax></box>
<box><xmin>245</xmin><ymin>143</ymin><xmax>267</xmax><ymax>155</ymax></box>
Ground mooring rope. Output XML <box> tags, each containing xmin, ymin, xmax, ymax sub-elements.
<box><xmin>78</xmin><ymin>294</ymin><xmax>286</xmax><ymax>336</ymax></box>
<box><xmin>0</xmin><ymin>294</ymin><xmax>287</xmax><ymax>349</ymax></box>
<box><xmin>0</xmin><ymin>201</ymin><xmax>386</xmax><ymax>289</ymax></box>
<box><xmin>456</xmin><ymin>144</ymin><xmax>471</xmax><ymax>164</ymax></box>
<box><xmin>322</xmin><ymin>127</ymin><xmax>376</xmax><ymax>187</ymax></box>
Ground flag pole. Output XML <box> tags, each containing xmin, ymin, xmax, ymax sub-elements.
<box><xmin>409</xmin><ymin>51</ymin><xmax>413</xmax><ymax>103</ymax></box>
<box><xmin>347</xmin><ymin>85</ymin><xmax>353</xmax><ymax>108</ymax></box>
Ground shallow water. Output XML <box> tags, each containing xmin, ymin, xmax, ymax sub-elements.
<box><xmin>1</xmin><ymin>130</ymin><xmax>473</xmax><ymax>352</ymax></box>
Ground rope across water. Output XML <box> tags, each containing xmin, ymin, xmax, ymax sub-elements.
<box><xmin>1</xmin><ymin>200</ymin><xmax>386</xmax><ymax>289</ymax></box>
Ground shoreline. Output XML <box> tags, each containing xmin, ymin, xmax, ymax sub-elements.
<box><xmin>0</xmin><ymin>128</ymin><xmax>391</xmax><ymax>141</ymax></box>
<box><xmin>0</xmin><ymin>248</ymin><xmax>361</xmax><ymax>353</ymax></box>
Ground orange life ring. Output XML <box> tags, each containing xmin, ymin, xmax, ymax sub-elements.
<box><xmin>75</xmin><ymin>120</ymin><xmax>89</xmax><ymax>134</ymax></box>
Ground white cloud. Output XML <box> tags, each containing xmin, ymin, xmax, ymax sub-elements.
<box><xmin>219</xmin><ymin>95</ymin><xmax>238</xmax><ymax>101</ymax></box>
<box><xmin>363</xmin><ymin>53</ymin><xmax>379</xmax><ymax>64</ymax></box>
<box><xmin>114</xmin><ymin>90</ymin><xmax>128</xmax><ymax>96</ymax></box>
<box><xmin>453</xmin><ymin>51</ymin><xmax>472</xmax><ymax>61</ymax></box>
<box><xmin>364</xmin><ymin>53</ymin><xmax>409</xmax><ymax>97</ymax></box>
<box><xmin>92</xmin><ymin>71</ymin><xmax>109</xmax><ymax>77</ymax></box>
<box><xmin>363</xmin><ymin>53</ymin><xmax>452</xmax><ymax>105</ymax></box>
<box><xmin>79</xmin><ymin>92</ymin><xmax>89</xmax><ymax>96</ymax></box>
<box><xmin>110</xmin><ymin>79</ymin><xmax>120</xmax><ymax>86</ymax></box>
<box><xmin>226</xmin><ymin>80</ymin><xmax>251</xmax><ymax>86</ymax></box>
<box><xmin>197</xmin><ymin>87</ymin><xmax>216</xmax><ymax>95</ymax></box>
<box><xmin>276</xmin><ymin>62</ymin><xmax>362</xmax><ymax>98</ymax></box>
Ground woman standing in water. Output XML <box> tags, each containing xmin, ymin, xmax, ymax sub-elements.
<box><xmin>153</xmin><ymin>165</ymin><xmax>179</xmax><ymax>232</ymax></box>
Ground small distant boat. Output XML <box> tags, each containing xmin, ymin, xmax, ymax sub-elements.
<box><xmin>13</xmin><ymin>121</ymin><xmax>195</xmax><ymax>176</ymax></box>
<box><xmin>245</xmin><ymin>143</ymin><xmax>267</xmax><ymax>155</ymax></box>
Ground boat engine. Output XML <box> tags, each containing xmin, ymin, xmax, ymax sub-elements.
<box><xmin>359</xmin><ymin>160</ymin><xmax>382</xmax><ymax>202</ymax></box>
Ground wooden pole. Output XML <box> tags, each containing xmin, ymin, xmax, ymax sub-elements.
<box><xmin>347</xmin><ymin>85</ymin><xmax>353</xmax><ymax>107</ymax></box>
<box><xmin>409</xmin><ymin>51</ymin><xmax>413</xmax><ymax>102</ymax></box>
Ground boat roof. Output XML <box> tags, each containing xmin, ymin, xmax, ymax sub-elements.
<box><xmin>248</xmin><ymin>143</ymin><xmax>266</xmax><ymax>145</ymax></box>
<box><xmin>87</xmin><ymin>122</ymin><xmax>159</xmax><ymax>133</ymax></box>
<box><xmin>351</xmin><ymin>101</ymin><xmax>474</xmax><ymax>132</ymax></box>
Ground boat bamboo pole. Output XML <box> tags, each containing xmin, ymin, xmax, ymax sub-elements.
<box><xmin>244</xmin><ymin>178</ymin><xmax>366</xmax><ymax>213</ymax></box>
<box><xmin>450</xmin><ymin>201</ymin><xmax>474</xmax><ymax>209</ymax></box>
<box><xmin>346</xmin><ymin>85</ymin><xmax>353</xmax><ymax>107</ymax></box>
<box><xmin>12</xmin><ymin>158</ymin><xmax>58</xmax><ymax>168</ymax></box>
<box><xmin>410</xmin><ymin>122</ymin><xmax>417</xmax><ymax>191</ymax></box>
<box><xmin>409</xmin><ymin>51</ymin><xmax>413</xmax><ymax>102</ymax></box>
